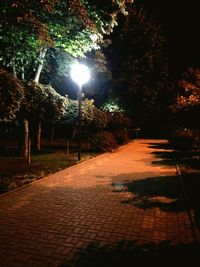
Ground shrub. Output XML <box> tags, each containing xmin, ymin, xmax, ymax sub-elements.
<box><xmin>0</xmin><ymin>69</ymin><xmax>24</xmax><ymax>122</ymax></box>
<box><xmin>91</xmin><ymin>107</ymin><xmax>108</xmax><ymax>131</ymax></box>
<box><xmin>89</xmin><ymin>132</ymin><xmax>117</xmax><ymax>152</ymax></box>
<box><xmin>114</xmin><ymin>130</ymin><xmax>129</xmax><ymax>145</ymax></box>
<box><xmin>194</xmin><ymin>132</ymin><xmax>200</xmax><ymax>147</ymax></box>
<box><xmin>169</xmin><ymin>128</ymin><xmax>195</xmax><ymax>151</ymax></box>
<box><xmin>106</xmin><ymin>112</ymin><xmax>131</xmax><ymax>131</ymax></box>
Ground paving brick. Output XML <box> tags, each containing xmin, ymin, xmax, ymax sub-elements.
<box><xmin>0</xmin><ymin>139</ymin><xmax>196</xmax><ymax>266</ymax></box>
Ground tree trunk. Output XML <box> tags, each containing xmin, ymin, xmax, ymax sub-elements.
<box><xmin>23</xmin><ymin>119</ymin><xmax>29</xmax><ymax>158</ymax></box>
<box><xmin>27</xmin><ymin>137</ymin><xmax>31</xmax><ymax>166</ymax></box>
<box><xmin>33</xmin><ymin>47</ymin><xmax>47</xmax><ymax>150</ymax></box>
<box><xmin>66</xmin><ymin>139</ymin><xmax>69</xmax><ymax>155</ymax></box>
<box><xmin>12</xmin><ymin>59</ymin><xmax>17</xmax><ymax>78</ymax></box>
<box><xmin>50</xmin><ymin>126</ymin><xmax>55</xmax><ymax>144</ymax></box>
<box><xmin>33</xmin><ymin>47</ymin><xmax>47</xmax><ymax>149</ymax></box>
<box><xmin>36</xmin><ymin>121</ymin><xmax>41</xmax><ymax>151</ymax></box>
<box><xmin>72</xmin><ymin>127</ymin><xmax>77</xmax><ymax>139</ymax></box>
<box><xmin>87</xmin><ymin>138</ymin><xmax>90</xmax><ymax>150</ymax></box>
<box><xmin>34</xmin><ymin>48</ymin><xmax>47</xmax><ymax>83</ymax></box>
<box><xmin>21</xmin><ymin>70</ymin><xmax>25</xmax><ymax>80</ymax></box>
<box><xmin>21</xmin><ymin>58</ymin><xmax>25</xmax><ymax>80</ymax></box>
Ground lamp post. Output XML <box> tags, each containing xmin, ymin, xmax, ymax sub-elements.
<box><xmin>70</xmin><ymin>62</ymin><xmax>90</xmax><ymax>160</ymax></box>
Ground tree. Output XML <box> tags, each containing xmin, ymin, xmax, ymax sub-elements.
<box><xmin>1</xmin><ymin>0</ymin><xmax>134</xmax><ymax>82</ymax></box>
<box><xmin>63</xmin><ymin>98</ymin><xmax>95</xmax><ymax>128</ymax></box>
<box><xmin>91</xmin><ymin>107</ymin><xmax>108</xmax><ymax>131</ymax></box>
<box><xmin>0</xmin><ymin>1</ymin><xmax>53</xmax><ymax>80</ymax></box>
<box><xmin>0</xmin><ymin>69</ymin><xmax>24</xmax><ymax>122</ymax></box>
<box><xmin>170</xmin><ymin>67</ymin><xmax>200</xmax><ymax>129</ymax></box>
<box><xmin>109</xmin><ymin>6</ymin><xmax>169</xmax><ymax>128</ymax></box>
<box><xmin>1</xmin><ymin>0</ymin><xmax>134</xmax><ymax>156</ymax></box>
<box><xmin>18</xmin><ymin>81</ymin><xmax>67</xmax><ymax>154</ymax></box>
<box><xmin>102</xmin><ymin>96</ymin><xmax>124</xmax><ymax>113</ymax></box>
<box><xmin>79</xmin><ymin>49</ymin><xmax>112</xmax><ymax>106</ymax></box>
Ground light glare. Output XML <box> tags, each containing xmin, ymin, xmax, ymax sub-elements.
<box><xmin>70</xmin><ymin>63</ymin><xmax>90</xmax><ymax>87</ymax></box>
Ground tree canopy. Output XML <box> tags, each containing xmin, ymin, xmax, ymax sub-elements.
<box><xmin>170</xmin><ymin>67</ymin><xmax>200</xmax><ymax>129</ymax></box>
<box><xmin>0</xmin><ymin>69</ymin><xmax>24</xmax><ymax>122</ymax></box>
<box><xmin>108</xmin><ymin>6</ymin><xmax>169</xmax><ymax>125</ymax></box>
<box><xmin>1</xmin><ymin>0</ymin><xmax>134</xmax><ymax>82</ymax></box>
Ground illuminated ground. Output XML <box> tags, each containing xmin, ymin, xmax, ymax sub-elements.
<box><xmin>0</xmin><ymin>139</ymin><xmax>199</xmax><ymax>266</ymax></box>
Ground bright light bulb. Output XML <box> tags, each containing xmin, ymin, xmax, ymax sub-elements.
<box><xmin>70</xmin><ymin>63</ymin><xmax>90</xmax><ymax>87</ymax></box>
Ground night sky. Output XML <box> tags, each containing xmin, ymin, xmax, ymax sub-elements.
<box><xmin>139</xmin><ymin>0</ymin><xmax>200</xmax><ymax>77</ymax></box>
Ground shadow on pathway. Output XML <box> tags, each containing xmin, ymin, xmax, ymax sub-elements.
<box><xmin>145</xmin><ymin>141</ymin><xmax>200</xmax><ymax>228</ymax></box>
<box><xmin>59</xmin><ymin>239</ymin><xmax>200</xmax><ymax>267</ymax></box>
<box><xmin>112</xmin><ymin>174</ymin><xmax>184</xmax><ymax>212</ymax></box>
<box><xmin>1</xmin><ymin>139</ymin><xmax>200</xmax><ymax>267</ymax></box>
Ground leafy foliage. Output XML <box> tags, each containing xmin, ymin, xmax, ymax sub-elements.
<box><xmin>89</xmin><ymin>131</ymin><xmax>117</xmax><ymax>152</ymax></box>
<box><xmin>91</xmin><ymin>107</ymin><xmax>108</xmax><ymax>130</ymax></box>
<box><xmin>171</xmin><ymin>67</ymin><xmax>200</xmax><ymax>112</ymax></box>
<box><xmin>170</xmin><ymin>67</ymin><xmax>200</xmax><ymax>130</ymax></box>
<box><xmin>63</xmin><ymin>98</ymin><xmax>95</xmax><ymax>127</ymax></box>
<box><xmin>169</xmin><ymin>128</ymin><xmax>196</xmax><ymax>151</ymax></box>
<box><xmin>1</xmin><ymin>0</ymin><xmax>134</xmax><ymax>81</ymax></box>
<box><xmin>107</xmin><ymin>112</ymin><xmax>131</xmax><ymax>131</ymax></box>
<box><xmin>62</xmin><ymin>97</ymin><xmax>108</xmax><ymax>133</ymax></box>
<box><xmin>114</xmin><ymin>130</ymin><xmax>129</xmax><ymax>144</ymax></box>
<box><xmin>20</xmin><ymin>81</ymin><xmax>67</xmax><ymax>124</ymax></box>
<box><xmin>109</xmin><ymin>6</ymin><xmax>169</xmax><ymax>123</ymax></box>
<box><xmin>0</xmin><ymin>1</ymin><xmax>53</xmax><ymax>78</ymax></box>
<box><xmin>102</xmin><ymin>96</ymin><xmax>124</xmax><ymax>113</ymax></box>
<box><xmin>0</xmin><ymin>69</ymin><xmax>24</xmax><ymax>122</ymax></box>
<box><xmin>80</xmin><ymin>49</ymin><xmax>112</xmax><ymax>105</ymax></box>
<box><xmin>43</xmin><ymin>84</ymin><xmax>68</xmax><ymax>124</ymax></box>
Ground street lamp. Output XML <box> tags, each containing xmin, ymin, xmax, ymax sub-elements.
<box><xmin>70</xmin><ymin>62</ymin><xmax>90</xmax><ymax>160</ymax></box>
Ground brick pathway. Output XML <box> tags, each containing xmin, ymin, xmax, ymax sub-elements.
<box><xmin>0</xmin><ymin>139</ymin><xmax>199</xmax><ymax>267</ymax></box>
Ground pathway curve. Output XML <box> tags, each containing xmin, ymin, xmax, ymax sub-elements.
<box><xmin>0</xmin><ymin>139</ymin><xmax>199</xmax><ymax>267</ymax></box>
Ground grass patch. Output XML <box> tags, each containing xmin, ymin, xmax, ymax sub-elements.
<box><xmin>0</xmin><ymin>151</ymin><xmax>99</xmax><ymax>194</ymax></box>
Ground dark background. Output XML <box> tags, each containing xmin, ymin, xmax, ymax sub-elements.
<box><xmin>140</xmin><ymin>0</ymin><xmax>200</xmax><ymax>77</ymax></box>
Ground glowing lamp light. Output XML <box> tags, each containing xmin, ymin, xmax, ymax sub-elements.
<box><xmin>70</xmin><ymin>62</ymin><xmax>90</xmax><ymax>161</ymax></box>
<box><xmin>70</xmin><ymin>62</ymin><xmax>90</xmax><ymax>87</ymax></box>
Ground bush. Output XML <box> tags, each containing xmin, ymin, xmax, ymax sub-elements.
<box><xmin>129</xmin><ymin>128</ymin><xmax>141</xmax><ymax>139</ymax></box>
<box><xmin>89</xmin><ymin>132</ymin><xmax>117</xmax><ymax>152</ymax></box>
<box><xmin>169</xmin><ymin>128</ymin><xmax>195</xmax><ymax>151</ymax></box>
<box><xmin>0</xmin><ymin>69</ymin><xmax>24</xmax><ymax>122</ymax></box>
<box><xmin>194</xmin><ymin>132</ymin><xmax>200</xmax><ymax>147</ymax></box>
<box><xmin>106</xmin><ymin>112</ymin><xmax>131</xmax><ymax>131</ymax></box>
<box><xmin>114</xmin><ymin>130</ymin><xmax>129</xmax><ymax>145</ymax></box>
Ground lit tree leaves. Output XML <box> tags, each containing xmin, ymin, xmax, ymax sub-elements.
<box><xmin>1</xmin><ymin>0</ymin><xmax>134</xmax><ymax>81</ymax></box>
<box><xmin>63</xmin><ymin>98</ymin><xmax>94</xmax><ymax>126</ymax></box>
<box><xmin>171</xmin><ymin>67</ymin><xmax>200</xmax><ymax>112</ymax></box>
<box><xmin>20</xmin><ymin>81</ymin><xmax>67</xmax><ymax>123</ymax></box>
<box><xmin>0</xmin><ymin>69</ymin><xmax>24</xmax><ymax>122</ymax></box>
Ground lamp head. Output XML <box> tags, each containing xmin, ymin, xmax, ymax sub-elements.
<box><xmin>70</xmin><ymin>62</ymin><xmax>90</xmax><ymax>87</ymax></box>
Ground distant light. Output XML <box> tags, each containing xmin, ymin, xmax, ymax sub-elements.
<box><xmin>70</xmin><ymin>63</ymin><xmax>90</xmax><ymax>87</ymax></box>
